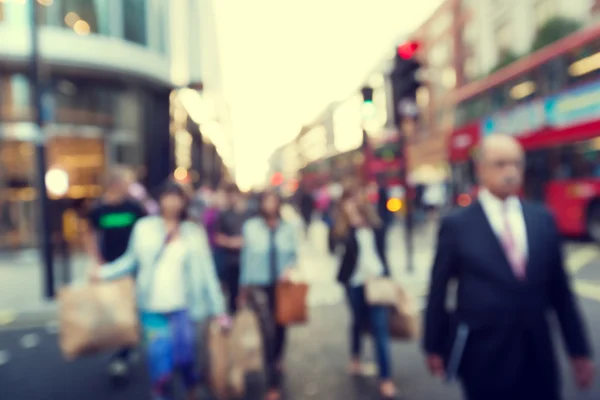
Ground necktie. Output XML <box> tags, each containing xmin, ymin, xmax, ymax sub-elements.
<box><xmin>501</xmin><ymin>203</ymin><xmax>526</xmax><ymax>280</ymax></box>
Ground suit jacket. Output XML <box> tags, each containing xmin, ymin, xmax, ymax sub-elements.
<box><xmin>337</xmin><ymin>227</ymin><xmax>390</xmax><ymax>284</ymax></box>
<box><xmin>423</xmin><ymin>201</ymin><xmax>591</xmax><ymax>397</ymax></box>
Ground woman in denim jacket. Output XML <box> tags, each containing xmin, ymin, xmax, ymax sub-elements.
<box><xmin>238</xmin><ymin>191</ymin><xmax>298</xmax><ymax>400</ymax></box>
<box><xmin>95</xmin><ymin>181</ymin><xmax>228</xmax><ymax>400</ymax></box>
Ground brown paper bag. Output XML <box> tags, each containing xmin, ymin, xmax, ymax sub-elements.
<box><xmin>205</xmin><ymin>320</ymin><xmax>230</xmax><ymax>399</ymax></box>
<box><xmin>275</xmin><ymin>282</ymin><xmax>308</xmax><ymax>326</ymax></box>
<box><xmin>389</xmin><ymin>284</ymin><xmax>421</xmax><ymax>340</ymax></box>
<box><xmin>58</xmin><ymin>278</ymin><xmax>139</xmax><ymax>360</ymax></box>
<box><xmin>230</xmin><ymin>308</ymin><xmax>264</xmax><ymax>372</ymax></box>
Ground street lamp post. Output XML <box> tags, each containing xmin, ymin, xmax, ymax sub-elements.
<box><xmin>30</xmin><ymin>0</ymin><xmax>55</xmax><ymax>298</ymax></box>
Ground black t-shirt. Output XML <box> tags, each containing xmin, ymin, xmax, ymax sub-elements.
<box><xmin>87</xmin><ymin>198</ymin><xmax>146</xmax><ymax>262</ymax></box>
<box><xmin>216</xmin><ymin>209</ymin><xmax>249</xmax><ymax>267</ymax></box>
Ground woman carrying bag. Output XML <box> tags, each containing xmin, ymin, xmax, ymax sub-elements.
<box><xmin>93</xmin><ymin>181</ymin><xmax>229</xmax><ymax>400</ymax></box>
<box><xmin>238</xmin><ymin>191</ymin><xmax>299</xmax><ymax>400</ymax></box>
<box><xmin>335</xmin><ymin>188</ymin><xmax>398</xmax><ymax>399</ymax></box>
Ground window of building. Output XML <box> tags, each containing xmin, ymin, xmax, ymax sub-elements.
<box><xmin>123</xmin><ymin>0</ymin><xmax>147</xmax><ymax>46</ymax></box>
<box><xmin>41</xmin><ymin>0</ymin><xmax>110</xmax><ymax>36</ymax></box>
<box><xmin>0</xmin><ymin>74</ymin><xmax>32</xmax><ymax>121</ymax></box>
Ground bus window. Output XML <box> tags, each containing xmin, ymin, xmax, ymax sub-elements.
<box><xmin>507</xmin><ymin>73</ymin><xmax>537</xmax><ymax>105</ymax></box>
<box><xmin>525</xmin><ymin>149</ymin><xmax>550</xmax><ymax>202</ymax></box>
<box><xmin>567</xmin><ymin>39</ymin><xmax>600</xmax><ymax>86</ymax></box>
<box><xmin>539</xmin><ymin>57</ymin><xmax>566</xmax><ymax>96</ymax></box>
<box><xmin>490</xmin><ymin>85</ymin><xmax>507</xmax><ymax>112</ymax></box>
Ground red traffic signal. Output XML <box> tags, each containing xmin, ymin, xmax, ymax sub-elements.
<box><xmin>397</xmin><ymin>41</ymin><xmax>420</xmax><ymax>60</ymax></box>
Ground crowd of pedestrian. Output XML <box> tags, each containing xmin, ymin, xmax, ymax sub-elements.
<box><xmin>81</xmin><ymin>132</ymin><xmax>597</xmax><ymax>400</ymax></box>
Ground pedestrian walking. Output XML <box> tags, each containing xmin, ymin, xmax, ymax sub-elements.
<box><xmin>334</xmin><ymin>188</ymin><xmax>397</xmax><ymax>399</ymax></box>
<box><xmin>202</xmin><ymin>186</ymin><xmax>229</xmax><ymax>281</ymax></box>
<box><xmin>85</xmin><ymin>167</ymin><xmax>146</xmax><ymax>379</ymax></box>
<box><xmin>93</xmin><ymin>181</ymin><xmax>228</xmax><ymax>400</ymax></box>
<box><xmin>238</xmin><ymin>191</ymin><xmax>298</xmax><ymax>400</ymax></box>
<box><xmin>215</xmin><ymin>184</ymin><xmax>249</xmax><ymax>313</ymax></box>
<box><xmin>424</xmin><ymin>134</ymin><xmax>594</xmax><ymax>400</ymax></box>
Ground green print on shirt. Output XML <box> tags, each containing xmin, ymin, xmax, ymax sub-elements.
<box><xmin>98</xmin><ymin>212</ymin><xmax>137</xmax><ymax>229</ymax></box>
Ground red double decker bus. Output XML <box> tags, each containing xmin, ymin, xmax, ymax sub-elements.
<box><xmin>450</xmin><ymin>25</ymin><xmax>600</xmax><ymax>239</ymax></box>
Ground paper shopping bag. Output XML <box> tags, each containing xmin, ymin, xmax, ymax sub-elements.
<box><xmin>275</xmin><ymin>282</ymin><xmax>308</xmax><ymax>326</ymax></box>
<box><xmin>388</xmin><ymin>283</ymin><xmax>421</xmax><ymax>340</ymax></box>
<box><xmin>229</xmin><ymin>307</ymin><xmax>264</xmax><ymax>373</ymax></box>
<box><xmin>58</xmin><ymin>278</ymin><xmax>139</xmax><ymax>360</ymax></box>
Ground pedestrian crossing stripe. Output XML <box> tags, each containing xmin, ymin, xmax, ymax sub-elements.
<box><xmin>574</xmin><ymin>280</ymin><xmax>600</xmax><ymax>303</ymax></box>
<box><xmin>567</xmin><ymin>246</ymin><xmax>600</xmax><ymax>275</ymax></box>
<box><xmin>0</xmin><ymin>311</ymin><xmax>16</xmax><ymax>326</ymax></box>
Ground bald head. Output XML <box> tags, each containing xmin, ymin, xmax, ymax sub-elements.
<box><xmin>476</xmin><ymin>134</ymin><xmax>524</xmax><ymax>199</ymax></box>
<box><xmin>477</xmin><ymin>134</ymin><xmax>523</xmax><ymax>163</ymax></box>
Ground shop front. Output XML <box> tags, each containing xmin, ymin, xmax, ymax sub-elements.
<box><xmin>0</xmin><ymin>72</ymin><xmax>170</xmax><ymax>250</ymax></box>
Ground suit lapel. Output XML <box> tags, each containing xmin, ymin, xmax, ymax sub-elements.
<box><xmin>520</xmin><ymin>201</ymin><xmax>535</xmax><ymax>275</ymax></box>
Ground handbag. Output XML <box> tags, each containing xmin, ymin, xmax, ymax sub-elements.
<box><xmin>388</xmin><ymin>284</ymin><xmax>421</xmax><ymax>340</ymax></box>
<box><xmin>275</xmin><ymin>281</ymin><xmax>309</xmax><ymax>325</ymax></box>
<box><xmin>365</xmin><ymin>277</ymin><xmax>397</xmax><ymax>306</ymax></box>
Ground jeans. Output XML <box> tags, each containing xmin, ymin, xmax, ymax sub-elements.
<box><xmin>346</xmin><ymin>285</ymin><xmax>392</xmax><ymax>379</ymax></box>
<box><xmin>224</xmin><ymin>263</ymin><xmax>241</xmax><ymax>313</ymax></box>
<box><xmin>255</xmin><ymin>285</ymin><xmax>287</xmax><ymax>389</ymax></box>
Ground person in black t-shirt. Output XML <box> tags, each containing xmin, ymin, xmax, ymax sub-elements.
<box><xmin>85</xmin><ymin>167</ymin><xmax>146</xmax><ymax>381</ymax></box>
<box><xmin>215</xmin><ymin>184</ymin><xmax>249</xmax><ymax>313</ymax></box>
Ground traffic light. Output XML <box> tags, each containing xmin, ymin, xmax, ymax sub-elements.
<box><xmin>361</xmin><ymin>86</ymin><xmax>374</xmax><ymax>103</ymax></box>
<box><xmin>391</xmin><ymin>40</ymin><xmax>422</xmax><ymax>126</ymax></box>
<box><xmin>360</xmin><ymin>86</ymin><xmax>375</xmax><ymax>118</ymax></box>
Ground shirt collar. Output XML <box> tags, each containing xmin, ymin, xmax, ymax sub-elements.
<box><xmin>478</xmin><ymin>188</ymin><xmax>521</xmax><ymax>212</ymax></box>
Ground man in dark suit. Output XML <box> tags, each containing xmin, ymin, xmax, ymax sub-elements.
<box><xmin>423</xmin><ymin>134</ymin><xmax>594</xmax><ymax>400</ymax></box>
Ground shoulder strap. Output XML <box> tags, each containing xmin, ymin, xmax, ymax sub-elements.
<box><xmin>152</xmin><ymin>229</ymin><xmax>177</xmax><ymax>266</ymax></box>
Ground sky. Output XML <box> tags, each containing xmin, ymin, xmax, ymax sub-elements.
<box><xmin>213</xmin><ymin>0</ymin><xmax>444</xmax><ymax>190</ymax></box>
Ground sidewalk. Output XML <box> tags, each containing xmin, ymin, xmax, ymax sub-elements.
<box><xmin>0</xmin><ymin>250</ymin><xmax>90</xmax><ymax>323</ymax></box>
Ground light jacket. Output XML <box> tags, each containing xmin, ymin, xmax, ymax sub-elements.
<box><xmin>100</xmin><ymin>216</ymin><xmax>225</xmax><ymax>321</ymax></box>
<box><xmin>240</xmin><ymin>217</ymin><xmax>298</xmax><ymax>286</ymax></box>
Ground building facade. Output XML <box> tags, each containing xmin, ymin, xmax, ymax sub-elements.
<box><xmin>404</xmin><ymin>0</ymin><xmax>465</xmax><ymax>184</ymax></box>
<box><xmin>462</xmin><ymin>0</ymin><xmax>595</xmax><ymax>81</ymax></box>
<box><xmin>0</xmin><ymin>0</ymin><xmax>229</xmax><ymax>249</ymax></box>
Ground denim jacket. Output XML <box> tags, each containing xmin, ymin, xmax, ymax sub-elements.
<box><xmin>100</xmin><ymin>216</ymin><xmax>225</xmax><ymax>321</ymax></box>
<box><xmin>240</xmin><ymin>217</ymin><xmax>298</xmax><ymax>286</ymax></box>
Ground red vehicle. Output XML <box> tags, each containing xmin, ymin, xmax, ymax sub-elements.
<box><xmin>450</xmin><ymin>25</ymin><xmax>600</xmax><ymax>239</ymax></box>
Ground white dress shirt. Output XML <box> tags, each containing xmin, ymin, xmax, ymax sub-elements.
<box><xmin>350</xmin><ymin>227</ymin><xmax>385</xmax><ymax>287</ymax></box>
<box><xmin>478</xmin><ymin>188</ymin><xmax>528</xmax><ymax>261</ymax></box>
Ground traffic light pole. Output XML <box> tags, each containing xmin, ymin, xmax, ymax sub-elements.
<box><xmin>30</xmin><ymin>1</ymin><xmax>55</xmax><ymax>299</ymax></box>
<box><xmin>400</xmin><ymin>133</ymin><xmax>414</xmax><ymax>274</ymax></box>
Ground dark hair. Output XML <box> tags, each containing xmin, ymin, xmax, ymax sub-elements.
<box><xmin>224</xmin><ymin>183</ymin><xmax>240</xmax><ymax>195</ymax></box>
<box><xmin>158</xmin><ymin>180</ymin><xmax>189</xmax><ymax>221</ymax></box>
<box><xmin>259</xmin><ymin>190</ymin><xmax>282</xmax><ymax>219</ymax></box>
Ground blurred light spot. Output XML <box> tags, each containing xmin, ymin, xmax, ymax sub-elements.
<box><xmin>64</xmin><ymin>12</ymin><xmax>79</xmax><ymax>27</ymax></box>
<box><xmin>174</xmin><ymin>167</ymin><xmax>188</xmax><ymax>181</ymax></box>
<box><xmin>45</xmin><ymin>168</ymin><xmax>69</xmax><ymax>197</ymax></box>
<box><xmin>20</xmin><ymin>333</ymin><xmax>40</xmax><ymax>349</ymax></box>
<box><xmin>457</xmin><ymin>193</ymin><xmax>471</xmax><ymax>207</ymax></box>
<box><xmin>387</xmin><ymin>198</ymin><xmax>402</xmax><ymax>213</ymax></box>
<box><xmin>0</xmin><ymin>350</ymin><xmax>9</xmax><ymax>366</ymax></box>
<box><xmin>73</xmin><ymin>20</ymin><xmax>91</xmax><ymax>36</ymax></box>
<box><xmin>37</xmin><ymin>0</ymin><xmax>54</xmax><ymax>6</ymax></box>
